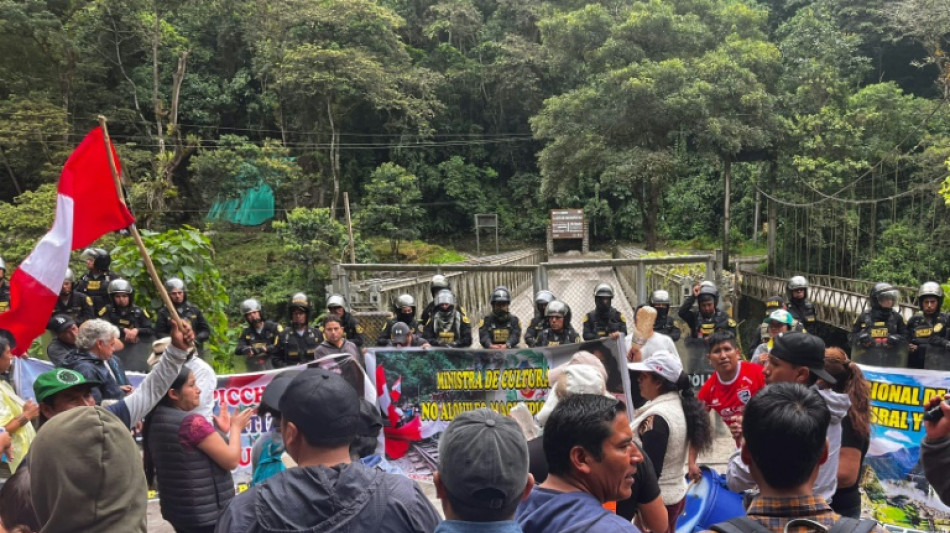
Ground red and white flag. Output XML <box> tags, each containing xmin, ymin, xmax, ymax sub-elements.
<box><xmin>391</xmin><ymin>375</ymin><xmax>402</xmax><ymax>403</ymax></box>
<box><xmin>0</xmin><ymin>127</ymin><xmax>134</xmax><ymax>354</ymax></box>
<box><xmin>375</xmin><ymin>364</ymin><xmax>401</xmax><ymax>427</ymax></box>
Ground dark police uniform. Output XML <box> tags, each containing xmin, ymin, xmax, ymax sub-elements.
<box><xmin>535</xmin><ymin>326</ymin><xmax>581</xmax><ymax>347</ymax></box>
<box><xmin>582</xmin><ymin>308</ymin><xmax>627</xmax><ymax>341</ymax></box>
<box><xmin>524</xmin><ymin>316</ymin><xmax>547</xmax><ymax>348</ymax></box>
<box><xmin>422</xmin><ymin>312</ymin><xmax>472</xmax><ymax>348</ymax></box>
<box><xmin>907</xmin><ymin>311</ymin><xmax>950</xmax><ymax>369</ymax></box>
<box><xmin>54</xmin><ymin>290</ymin><xmax>95</xmax><ymax>324</ymax></box>
<box><xmin>105</xmin><ymin>304</ymin><xmax>154</xmax><ymax>343</ymax></box>
<box><xmin>788</xmin><ymin>299</ymin><xmax>819</xmax><ymax>335</ymax></box>
<box><xmin>0</xmin><ymin>280</ymin><xmax>9</xmax><ymax>313</ymax></box>
<box><xmin>278</xmin><ymin>326</ymin><xmax>321</xmax><ymax>367</ymax></box>
<box><xmin>155</xmin><ymin>302</ymin><xmax>212</xmax><ymax>349</ymax></box>
<box><xmin>851</xmin><ymin>309</ymin><xmax>908</xmax><ymax>350</ymax></box>
<box><xmin>677</xmin><ymin>294</ymin><xmax>736</xmax><ymax>339</ymax></box>
<box><xmin>478</xmin><ymin>314</ymin><xmax>522</xmax><ymax>349</ymax></box>
<box><xmin>237</xmin><ymin>321</ymin><xmax>283</xmax><ymax>371</ymax></box>
<box><xmin>80</xmin><ymin>271</ymin><xmax>119</xmax><ymax>317</ymax></box>
<box><xmin>377</xmin><ymin>316</ymin><xmax>422</xmax><ymax>346</ymax></box>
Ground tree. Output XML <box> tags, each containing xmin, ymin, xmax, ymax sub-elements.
<box><xmin>273</xmin><ymin>207</ymin><xmax>374</xmax><ymax>284</ymax></box>
<box><xmin>360</xmin><ymin>163</ymin><xmax>424</xmax><ymax>257</ymax></box>
<box><xmin>110</xmin><ymin>226</ymin><xmax>232</xmax><ymax>371</ymax></box>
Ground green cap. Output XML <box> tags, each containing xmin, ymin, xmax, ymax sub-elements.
<box><xmin>33</xmin><ymin>368</ymin><xmax>100</xmax><ymax>403</ymax></box>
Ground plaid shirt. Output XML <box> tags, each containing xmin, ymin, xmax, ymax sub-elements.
<box><xmin>703</xmin><ymin>494</ymin><xmax>887</xmax><ymax>533</ymax></box>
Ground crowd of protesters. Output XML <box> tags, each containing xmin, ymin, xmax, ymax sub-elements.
<box><xmin>1</xmin><ymin>255</ymin><xmax>949</xmax><ymax>532</ymax></box>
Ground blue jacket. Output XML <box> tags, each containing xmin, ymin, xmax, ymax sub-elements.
<box><xmin>61</xmin><ymin>349</ymin><xmax>129</xmax><ymax>404</ymax></box>
<box><xmin>517</xmin><ymin>488</ymin><xmax>641</xmax><ymax>533</ymax></box>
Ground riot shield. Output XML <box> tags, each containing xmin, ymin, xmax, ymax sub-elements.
<box><xmin>924</xmin><ymin>343</ymin><xmax>950</xmax><ymax>371</ymax></box>
<box><xmin>115</xmin><ymin>334</ymin><xmax>154</xmax><ymax>373</ymax></box>
<box><xmin>851</xmin><ymin>341</ymin><xmax>909</xmax><ymax>369</ymax></box>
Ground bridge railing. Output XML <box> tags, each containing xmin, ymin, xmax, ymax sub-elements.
<box><xmin>329</xmin><ymin>249</ymin><xmax>545</xmax><ymax>340</ymax></box>
<box><xmin>775</xmin><ymin>269</ymin><xmax>918</xmax><ymax>309</ymax></box>
<box><xmin>739</xmin><ymin>269</ymin><xmax>918</xmax><ymax>330</ymax></box>
<box><xmin>615</xmin><ymin>247</ymin><xmax>717</xmax><ymax>307</ymax></box>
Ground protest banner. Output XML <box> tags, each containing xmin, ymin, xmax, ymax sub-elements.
<box><xmin>859</xmin><ymin>364</ymin><xmax>950</xmax><ymax>531</ymax></box>
<box><xmin>366</xmin><ymin>338</ymin><xmax>629</xmax><ymax>481</ymax></box>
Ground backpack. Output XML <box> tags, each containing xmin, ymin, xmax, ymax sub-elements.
<box><xmin>710</xmin><ymin>516</ymin><xmax>879</xmax><ymax>533</ymax></box>
<box><xmin>250</xmin><ymin>439</ymin><xmax>286</xmax><ymax>486</ymax></box>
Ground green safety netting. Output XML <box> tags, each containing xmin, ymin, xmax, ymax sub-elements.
<box><xmin>206</xmin><ymin>181</ymin><xmax>275</xmax><ymax>226</ymax></box>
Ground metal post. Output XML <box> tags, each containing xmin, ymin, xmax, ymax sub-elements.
<box><xmin>636</xmin><ymin>259</ymin><xmax>647</xmax><ymax>305</ymax></box>
<box><xmin>495</xmin><ymin>224</ymin><xmax>499</xmax><ymax>254</ymax></box>
<box><xmin>475</xmin><ymin>218</ymin><xmax>481</xmax><ymax>256</ymax></box>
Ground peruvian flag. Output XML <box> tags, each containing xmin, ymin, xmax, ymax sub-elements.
<box><xmin>375</xmin><ymin>364</ymin><xmax>400</xmax><ymax>427</ymax></box>
<box><xmin>391</xmin><ymin>375</ymin><xmax>402</xmax><ymax>403</ymax></box>
<box><xmin>0</xmin><ymin>127</ymin><xmax>134</xmax><ymax>355</ymax></box>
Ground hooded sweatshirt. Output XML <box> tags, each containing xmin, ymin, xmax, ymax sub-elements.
<box><xmin>215</xmin><ymin>461</ymin><xmax>441</xmax><ymax>533</ymax></box>
<box><xmin>726</xmin><ymin>387</ymin><xmax>851</xmax><ymax>503</ymax></box>
<box><xmin>30</xmin><ymin>406</ymin><xmax>147</xmax><ymax>533</ymax></box>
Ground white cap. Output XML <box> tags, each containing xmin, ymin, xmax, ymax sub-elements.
<box><xmin>627</xmin><ymin>350</ymin><xmax>683</xmax><ymax>384</ymax></box>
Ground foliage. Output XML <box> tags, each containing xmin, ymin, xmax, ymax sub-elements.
<box><xmin>110</xmin><ymin>226</ymin><xmax>233</xmax><ymax>371</ymax></box>
<box><xmin>359</xmin><ymin>163</ymin><xmax>424</xmax><ymax>257</ymax></box>
<box><xmin>0</xmin><ymin>183</ymin><xmax>58</xmax><ymax>266</ymax></box>
<box><xmin>273</xmin><ymin>207</ymin><xmax>376</xmax><ymax>284</ymax></box>
<box><xmin>858</xmin><ymin>221</ymin><xmax>950</xmax><ymax>287</ymax></box>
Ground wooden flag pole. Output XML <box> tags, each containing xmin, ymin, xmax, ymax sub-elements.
<box><xmin>97</xmin><ymin>115</ymin><xmax>183</xmax><ymax>331</ymax></box>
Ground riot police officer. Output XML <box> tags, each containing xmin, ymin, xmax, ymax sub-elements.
<box><xmin>154</xmin><ymin>277</ymin><xmax>212</xmax><ymax>352</ymax></box>
<box><xmin>321</xmin><ymin>294</ymin><xmax>364</xmax><ymax>350</ymax></box>
<box><xmin>78</xmin><ymin>248</ymin><xmax>118</xmax><ymax>316</ymax></box>
<box><xmin>582</xmin><ymin>283</ymin><xmax>628</xmax><ymax>341</ymax></box>
<box><xmin>786</xmin><ymin>276</ymin><xmax>819</xmax><ymax>335</ymax></box>
<box><xmin>0</xmin><ymin>256</ymin><xmax>9</xmax><ymax>313</ymax></box>
<box><xmin>105</xmin><ymin>279</ymin><xmax>154</xmax><ymax>345</ymax></box>
<box><xmin>420</xmin><ymin>274</ymin><xmax>451</xmax><ymax>326</ymax></box>
<box><xmin>278</xmin><ymin>292</ymin><xmax>321</xmax><ymax>367</ymax></box>
<box><xmin>647</xmin><ymin>290</ymin><xmax>681</xmax><ymax>341</ymax></box>
<box><xmin>907</xmin><ymin>282</ymin><xmax>950</xmax><ymax>369</ymax></box>
<box><xmin>236</xmin><ymin>298</ymin><xmax>283</xmax><ymax>371</ymax></box>
<box><xmin>753</xmin><ymin>295</ymin><xmax>792</xmax><ymax>346</ymax></box>
<box><xmin>479</xmin><ymin>287</ymin><xmax>521</xmax><ymax>349</ymax></box>
<box><xmin>535</xmin><ymin>300</ymin><xmax>581</xmax><ymax>347</ymax></box>
<box><xmin>53</xmin><ymin>268</ymin><xmax>95</xmax><ymax>324</ymax></box>
<box><xmin>377</xmin><ymin>293</ymin><xmax>422</xmax><ymax>346</ymax></box>
<box><xmin>524</xmin><ymin>290</ymin><xmax>555</xmax><ymax>347</ymax></box>
<box><xmin>677</xmin><ymin>282</ymin><xmax>736</xmax><ymax>339</ymax></box>
<box><xmin>850</xmin><ymin>283</ymin><xmax>908</xmax><ymax>364</ymax></box>
<box><xmin>422</xmin><ymin>290</ymin><xmax>472</xmax><ymax>348</ymax></box>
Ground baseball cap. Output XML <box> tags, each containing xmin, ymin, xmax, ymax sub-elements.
<box><xmin>769</xmin><ymin>332</ymin><xmax>836</xmax><ymax>385</ymax></box>
<box><xmin>34</xmin><ymin>368</ymin><xmax>100</xmax><ymax>403</ymax></box>
<box><xmin>261</xmin><ymin>371</ymin><xmax>302</xmax><ymax>414</ymax></box>
<box><xmin>47</xmin><ymin>315</ymin><xmax>76</xmax><ymax>335</ymax></box>
<box><xmin>767</xmin><ymin>309</ymin><xmax>794</xmax><ymax>327</ymax></box>
<box><xmin>356</xmin><ymin>399</ymin><xmax>383</xmax><ymax>437</ymax></box>
<box><xmin>390</xmin><ymin>322</ymin><xmax>411</xmax><ymax>344</ymax></box>
<box><xmin>765</xmin><ymin>295</ymin><xmax>785</xmax><ymax>309</ymax></box>
<box><xmin>278</xmin><ymin>368</ymin><xmax>361</xmax><ymax>446</ymax></box>
<box><xmin>627</xmin><ymin>350</ymin><xmax>683</xmax><ymax>384</ymax></box>
<box><xmin>438</xmin><ymin>408</ymin><xmax>529</xmax><ymax>515</ymax></box>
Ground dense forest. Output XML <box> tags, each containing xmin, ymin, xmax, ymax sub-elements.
<box><xmin>1</xmin><ymin>0</ymin><xmax>949</xmax><ymax>286</ymax></box>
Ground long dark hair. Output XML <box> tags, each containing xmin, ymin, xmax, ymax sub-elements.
<box><xmin>655</xmin><ymin>372</ymin><xmax>714</xmax><ymax>454</ymax></box>
<box><xmin>143</xmin><ymin>367</ymin><xmax>193</xmax><ymax>486</ymax></box>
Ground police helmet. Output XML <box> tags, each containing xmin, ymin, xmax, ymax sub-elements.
<box><xmin>290</xmin><ymin>292</ymin><xmax>311</xmax><ymax>313</ymax></box>
<box><xmin>430</xmin><ymin>275</ymin><xmax>450</xmax><ymax>296</ymax></box>
<box><xmin>918</xmin><ymin>282</ymin><xmax>944</xmax><ymax>308</ymax></box>
<box><xmin>64</xmin><ymin>268</ymin><xmax>75</xmax><ymax>284</ymax></box>
<box><xmin>165</xmin><ymin>277</ymin><xmax>186</xmax><ymax>293</ymax></box>
<box><xmin>545</xmin><ymin>300</ymin><xmax>570</xmax><ymax>318</ymax></box>
<box><xmin>240</xmin><ymin>298</ymin><xmax>262</xmax><ymax>315</ymax></box>
<box><xmin>80</xmin><ymin>248</ymin><xmax>98</xmax><ymax>262</ymax></box>
<box><xmin>490</xmin><ymin>287</ymin><xmax>511</xmax><ymax>305</ymax></box>
<box><xmin>93</xmin><ymin>248</ymin><xmax>111</xmax><ymax>271</ymax></box>
<box><xmin>697</xmin><ymin>284</ymin><xmax>719</xmax><ymax>305</ymax></box>
<box><xmin>649</xmin><ymin>290</ymin><xmax>671</xmax><ymax>306</ymax></box>
<box><xmin>535</xmin><ymin>290</ymin><xmax>555</xmax><ymax>307</ymax></box>
<box><xmin>594</xmin><ymin>283</ymin><xmax>614</xmax><ymax>299</ymax></box>
<box><xmin>326</xmin><ymin>294</ymin><xmax>347</xmax><ymax>310</ymax></box>
<box><xmin>107</xmin><ymin>278</ymin><xmax>133</xmax><ymax>296</ymax></box>
<box><xmin>394</xmin><ymin>293</ymin><xmax>416</xmax><ymax>311</ymax></box>
<box><xmin>434</xmin><ymin>289</ymin><xmax>457</xmax><ymax>308</ymax></box>
<box><xmin>787</xmin><ymin>276</ymin><xmax>809</xmax><ymax>299</ymax></box>
<box><xmin>871</xmin><ymin>282</ymin><xmax>899</xmax><ymax>309</ymax></box>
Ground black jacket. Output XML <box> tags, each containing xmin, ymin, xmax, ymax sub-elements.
<box><xmin>61</xmin><ymin>350</ymin><xmax>130</xmax><ymax>404</ymax></box>
<box><xmin>53</xmin><ymin>290</ymin><xmax>95</xmax><ymax>324</ymax></box>
<box><xmin>582</xmin><ymin>308</ymin><xmax>628</xmax><ymax>340</ymax></box>
<box><xmin>535</xmin><ymin>327</ymin><xmax>581</xmax><ymax>347</ymax></box>
<box><xmin>237</xmin><ymin>321</ymin><xmax>283</xmax><ymax>371</ymax></box>
<box><xmin>479</xmin><ymin>314</ymin><xmax>522</xmax><ymax>348</ymax></box>
<box><xmin>677</xmin><ymin>295</ymin><xmax>736</xmax><ymax>339</ymax></box>
<box><xmin>155</xmin><ymin>302</ymin><xmax>212</xmax><ymax>347</ymax></box>
<box><xmin>279</xmin><ymin>326</ymin><xmax>322</xmax><ymax>366</ymax></box>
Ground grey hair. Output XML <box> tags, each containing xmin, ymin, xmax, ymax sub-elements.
<box><xmin>76</xmin><ymin>319</ymin><xmax>120</xmax><ymax>350</ymax></box>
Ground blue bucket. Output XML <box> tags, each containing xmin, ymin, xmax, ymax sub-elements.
<box><xmin>676</xmin><ymin>466</ymin><xmax>746</xmax><ymax>533</ymax></box>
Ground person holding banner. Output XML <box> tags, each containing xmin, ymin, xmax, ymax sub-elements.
<box><xmin>144</xmin><ymin>367</ymin><xmax>255</xmax><ymax>533</ymax></box>
<box><xmin>922</xmin><ymin>392</ymin><xmax>950</xmax><ymax>505</ymax></box>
